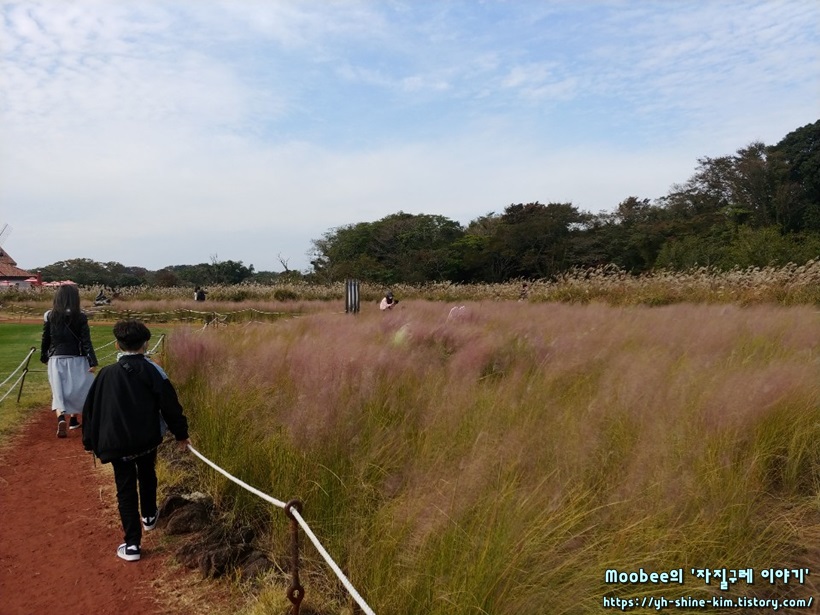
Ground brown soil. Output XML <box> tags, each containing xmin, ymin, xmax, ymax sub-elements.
<box><xmin>0</xmin><ymin>409</ymin><xmax>224</xmax><ymax>615</ymax></box>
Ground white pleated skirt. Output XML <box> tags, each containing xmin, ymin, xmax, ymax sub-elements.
<box><xmin>47</xmin><ymin>355</ymin><xmax>95</xmax><ymax>415</ymax></box>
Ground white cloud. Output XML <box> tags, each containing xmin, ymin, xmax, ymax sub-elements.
<box><xmin>1</xmin><ymin>0</ymin><xmax>818</xmax><ymax>273</ymax></box>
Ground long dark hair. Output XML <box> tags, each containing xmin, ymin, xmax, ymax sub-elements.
<box><xmin>49</xmin><ymin>284</ymin><xmax>82</xmax><ymax>327</ymax></box>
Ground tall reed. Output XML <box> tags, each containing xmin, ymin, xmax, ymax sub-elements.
<box><xmin>2</xmin><ymin>259</ymin><xmax>819</xmax><ymax>311</ymax></box>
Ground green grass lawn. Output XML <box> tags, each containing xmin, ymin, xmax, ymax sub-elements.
<box><xmin>0</xmin><ymin>322</ymin><xmax>172</xmax><ymax>444</ymax></box>
<box><xmin>0</xmin><ymin>323</ymin><xmax>49</xmax><ymax>439</ymax></box>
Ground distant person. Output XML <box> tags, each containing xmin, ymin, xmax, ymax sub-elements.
<box><xmin>380</xmin><ymin>291</ymin><xmax>398</xmax><ymax>311</ymax></box>
<box><xmin>194</xmin><ymin>286</ymin><xmax>207</xmax><ymax>301</ymax></box>
<box><xmin>519</xmin><ymin>282</ymin><xmax>529</xmax><ymax>302</ymax></box>
<box><xmin>40</xmin><ymin>284</ymin><xmax>98</xmax><ymax>437</ymax></box>
<box><xmin>82</xmin><ymin>319</ymin><xmax>191</xmax><ymax>562</ymax></box>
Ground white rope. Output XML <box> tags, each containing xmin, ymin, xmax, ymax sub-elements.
<box><xmin>186</xmin><ymin>444</ymin><xmax>376</xmax><ymax>614</ymax></box>
<box><xmin>290</xmin><ymin>507</ymin><xmax>377</xmax><ymax>615</ymax></box>
<box><xmin>148</xmin><ymin>334</ymin><xmax>165</xmax><ymax>356</ymax></box>
<box><xmin>0</xmin><ymin>347</ymin><xmax>35</xmax><ymax>390</ymax></box>
<box><xmin>0</xmin><ymin>370</ymin><xmax>26</xmax><ymax>404</ymax></box>
<box><xmin>96</xmin><ymin>334</ymin><xmax>164</xmax><ymax>364</ymax></box>
<box><xmin>187</xmin><ymin>445</ymin><xmax>287</xmax><ymax>509</ymax></box>
<box><xmin>89</xmin><ymin>307</ymin><xmax>288</xmax><ymax>323</ymax></box>
<box><xmin>96</xmin><ymin>350</ymin><xmax>120</xmax><ymax>363</ymax></box>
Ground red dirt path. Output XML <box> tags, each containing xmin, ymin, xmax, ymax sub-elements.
<box><xmin>0</xmin><ymin>409</ymin><xmax>183</xmax><ymax>615</ymax></box>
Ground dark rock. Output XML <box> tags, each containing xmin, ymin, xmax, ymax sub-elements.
<box><xmin>164</xmin><ymin>494</ymin><xmax>274</xmax><ymax>583</ymax></box>
<box><xmin>237</xmin><ymin>525</ymin><xmax>255</xmax><ymax>544</ymax></box>
<box><xmin>238</xmin><ymin>550</ymin><xmax>275</xmax><ymax>583</ymax></box>
<box><xmin>165</xmin><ymin>501</ymin><xmax>210</xmax><ymax>535</ymax></box>
<box><xmin>175</xmin><ymin>538</ymin><xmax>203</xmax><ymax>569</ymax></box>
<box><xmin>157</xmin><ymin>494</ymin><xmax>191</xmax><ymax>526</ymax></box>
<box><xmin>200</xmin><ymin>543</ymin><xmax>253</xmax><ymax>578</ymax></box>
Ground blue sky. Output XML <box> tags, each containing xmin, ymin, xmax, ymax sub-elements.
<box><xmin>1</xmin><ymin>0</ymin><xmax>818</xmax><ymax>273</ymax></box>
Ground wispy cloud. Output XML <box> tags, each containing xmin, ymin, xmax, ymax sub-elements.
<box><xmin>1</xmin><ymin>0</ymin><xmax>817</xmax><ymax>272</ymax></box>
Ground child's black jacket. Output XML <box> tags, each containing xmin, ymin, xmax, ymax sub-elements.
<box><xmin>82</xmin><ymin>354</ymin><xmax>189</xmax><ymax>463</ymax></box>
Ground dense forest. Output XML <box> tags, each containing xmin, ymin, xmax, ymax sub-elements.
<box><xmin>35</xmin><ymin>120</ymin><xmax>819</xmax><ymax>288</ymax></box>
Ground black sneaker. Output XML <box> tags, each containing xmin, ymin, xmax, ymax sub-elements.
<box><xmin>142</xmin><ymin>510</ymin><xmax>159</xmax><ymax>531</ymax></box>
<box><xmin>68</xmin><ymin>416</ymin><xmax>81</xmax><ymax>430</ymax></box>
<box><xmin>117</xmin><ymin>543</ymin><xmax>141</xmax><ymax>561</ymax></box>
<box><xmin>56</xmin><ymin>417</ymin><xmax>67</xmax><ymax>438</ymax></box>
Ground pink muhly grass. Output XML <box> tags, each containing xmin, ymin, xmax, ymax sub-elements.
<box><xmin>163</xmin><ymin>299</ymin><xmax>819</xmax><ymax>614</ymax></box>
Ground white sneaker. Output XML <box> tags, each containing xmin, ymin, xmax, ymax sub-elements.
<box><xmin>117</xmin><ymin>543</ymin><xmax>141</xmax><ymax>561</ymax></box>
<box><xmin>142</xmin><ymin>510</ymin><xmax>159</xmax><ymax>531</ymax></box>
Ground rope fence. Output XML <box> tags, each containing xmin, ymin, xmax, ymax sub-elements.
<box><xmin>0</xmin><ymin>347</ymin><xmax>36</xmax><ymax>404</ymax></box>
<box><xmin>0</xmin><ymin>343</ymin><xmax>378</xmax><ymax>614</ymax></box>
<box><xmin>92</xmin><ymin>339</ymin><xmax>120</xmax><ymax>364</ymax></box>
<box><xmin>188</xmin><ymin>444</ymin><xmax>376</xmax><ymax>615</ymax></box>
<box><xmin>1</xmin><ymin>336</ymin><xmax>165</xmax><ymax>403</ymax></box>
<box><xmin>87</xmin><ymin>306</ymin><xmax>294</xmax><ymax>326</ymax></box>
<box><xmin>0</xmin><ymin>305</ymin><xmax>294</xmax><ymax>326</ymax></box>
<box><xmin>94</xmin><ymin>334</ymin><xmax>165</xmax><ymax>364</ymax></box>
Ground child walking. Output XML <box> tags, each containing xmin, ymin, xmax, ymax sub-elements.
<box><xmin>40</xmin><ymin>284</ymin><xmax>98</xmax><ymax>437</ymax></box>
<box><xmin>82</xmin><ymin>319</ymin><xmax>190</xmax><ymax>562</ymax></box>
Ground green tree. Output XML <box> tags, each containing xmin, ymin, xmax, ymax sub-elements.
<box><xmin>445</xmin><ymin>213</ymin><xmax>505</xmax><ymax>282</ymax></box>
<box><xmin>150</xmin><ymin>268</ymin><xmax>181</xmax><ymax>287</ymax></box>
<box><xmin>489</xmin><ymin>202</ymin><xmax>588</xmax><ymax>280</ymax></box>
<box><xmin>655</xmin><ymin>126</ymin><xmax>820</xmax><ymax>269</ymax></box>
<box><xmin>310</xmin><ymin>212</ymin><xmax>464</xmax><ymax>283</ymax></box>
<box><xmin>663</xmin><ymin>133</ymin><xmax>818</xmax><ymax>235</ymax></box>
<box><xmin>209</xmin><ymin>258</ymin><xmax>255</xmax><ymax>285</ymax></box>
<box><xmin>769</xmin><ymin>119</ymin><xmax>820</xmax><ymax>231</ymax></box>
<box><xmin>594</xmin><ymin>197</ymin><xmax>673</xmax><ymax>272</ymax></box>
<box><xmin>654</xmin><ymin>232</ymin><xmax>730</xmax><ymax>269</ymax></box>
<box><xmin>167</xmin><ymin>259</ymin><xmax>254</xmax><ymax>286</ymax></box>
<box><xmin>725</xmin><ymin>226</ymin><xmax>820</xmax><ymax>268</ymax></box>
<box><xmin>37</xmin><ymin>258</ymin><xmax>148</xmax><ymax>287</ymax></box>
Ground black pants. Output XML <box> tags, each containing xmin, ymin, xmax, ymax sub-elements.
<box><xmin>111</xmin><ymin>449</ymin><xmax>158</xmax><ymax>547</ymax></box>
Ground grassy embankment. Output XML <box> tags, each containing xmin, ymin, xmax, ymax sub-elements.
<box><xmin>162</xmin><ymin>300</ymin><xmax>819</xmax><ymax>614</ymax></box>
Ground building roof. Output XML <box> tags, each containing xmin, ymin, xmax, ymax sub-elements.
<box><xmin>0</xmin><ymin>248</ymin><xmax>34</xmax><ymax>279</ymax></box>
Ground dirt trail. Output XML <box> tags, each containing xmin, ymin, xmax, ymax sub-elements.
<box><xmin>0</xmin><ymin>409</ymin><xmax>188</xmax><ymax>615</ymax></box>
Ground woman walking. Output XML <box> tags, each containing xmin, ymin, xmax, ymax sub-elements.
<box><xmin>40</xmin><ymin>284</ymin><xmax>98</xmax><ymax>437</ymax></box>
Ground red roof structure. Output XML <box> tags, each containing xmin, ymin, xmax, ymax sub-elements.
<box><xmin>0</xmin><ymin>248</ymin><xmax>36</xmax><ymax>284</ymax></box>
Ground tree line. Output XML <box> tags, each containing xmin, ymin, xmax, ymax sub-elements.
<box><xmin>35</xmin><ymin>258</ymin><xmax>266</xmax><ymax>289</ymax></box>
<box><xmin>36</xmin><ymin>119</ymin><xmax>819</xmax><ymax>288</ymax></box>
<box><xmin>310</xmin><ymin>120</ymin><xmax>819</xmax><ymax>284</ymax></box>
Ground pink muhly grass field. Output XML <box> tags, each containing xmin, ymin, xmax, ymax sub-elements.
<box><xmin>165</xmin><ymin>300</ymin><xmax>819</xmax><ymax>615</ymax></box>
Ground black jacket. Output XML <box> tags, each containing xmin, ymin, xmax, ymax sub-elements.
<box><xmin>82</xmin><ymin>354</ymin><xmax>189</xmax><ymax>463</ymax></box>
<box><xmin>40</xmin><ymin>311</ymin><xmax>98</xmax><ymax>367</ymax></box>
